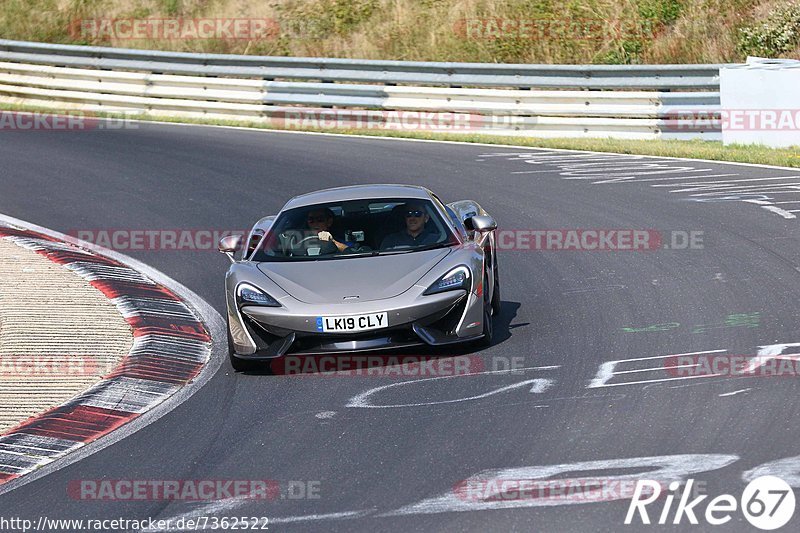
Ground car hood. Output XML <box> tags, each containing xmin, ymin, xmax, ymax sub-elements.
<box><xmin>257</xmin><ymin>248</ymin><xmax>451</xmax><ymax>304</ymax></box>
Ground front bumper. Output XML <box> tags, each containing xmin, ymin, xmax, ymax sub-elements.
<box><xmin>230</xmin><ymin>289</ymin><xmax>481</xmax><ymax>358</ymax></box>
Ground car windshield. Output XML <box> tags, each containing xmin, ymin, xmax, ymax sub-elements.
<box><xmin>252</xmin><ymin>198</ymin><xmax>459</xmax><ymax>262</ymax></box>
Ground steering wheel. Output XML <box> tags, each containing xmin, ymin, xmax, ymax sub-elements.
<box><xmin>295</xmin><ymin>235</ymin><xmax>328</xmax><ymax>256</ymax></box>
<box><xmin>296</xmin><ymin>235</ymin><xmax>324</xmax><ymax>246</ymax></box>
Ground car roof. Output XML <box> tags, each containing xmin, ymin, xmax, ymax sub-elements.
<box><xmin>283</xmin><ymin>184</ymin><xmax>433</xmax><ymax>210</ymax></box>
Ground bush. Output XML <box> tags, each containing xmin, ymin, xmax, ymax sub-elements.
<box><xmin>637</xmin><ymin>0</ymin><xmax>684</xmax><ymax>25</ymax></box>
<box><xmin>738</xmin><ymin>2</ymin><xmax>800</xmax><ymax>57</ymax></box>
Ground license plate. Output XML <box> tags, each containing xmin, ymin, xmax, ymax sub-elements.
<box><xmin>316</xmin><ymin>312</ymin><xmax>388</xmax><ymax>333</ymax></box>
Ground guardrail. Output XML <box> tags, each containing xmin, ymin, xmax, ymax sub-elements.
<box><xmin>0</xmin><ymin>39</ymin><xmax>727</xmax><ymax>140</ymax></box>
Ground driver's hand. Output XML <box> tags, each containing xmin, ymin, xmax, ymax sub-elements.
<box><xmin>317</xmin><ymin>231</ymin><xmax>332</xmax><ymax>241</ymax></box>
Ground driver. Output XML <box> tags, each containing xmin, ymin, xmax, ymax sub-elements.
<box><xmin>306</xmin><ymin>207</ymin><xmax>350</xmax><ymax>253</ymax></box>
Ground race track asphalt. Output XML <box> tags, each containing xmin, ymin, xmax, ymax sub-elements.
<box><xmin>2</xmin><ymin>123</ymin><xmax>800</xmax><ymax>532</ymax></box>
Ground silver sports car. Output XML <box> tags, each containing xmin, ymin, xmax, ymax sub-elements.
<box><xmin>218</xmin><ymin>184</ymin><xmax>500</xmax><ymax>371</ymax></box>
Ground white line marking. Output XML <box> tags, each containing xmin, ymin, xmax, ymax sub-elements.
<box><xmin>688</xmin><ymin>186</ymin><xmax>791</xmax><ymax>197</ymax></box>
<box><xmin>476</xmin><ymin>152</ymin><xmax>560</xmax><ymax>158</ymax></box>
<box><xmin>348</xmin><ymin>379</ymin><xmax>553</xmax><ymax>409</ymax></box>
<box><xmin>595</xmin><ymin>374</ymin><xmax>725</xmax><ymax>388</ymax></box>
<box><xmin>511</xmin><ymin>154</ymin><xmax>626</xmax><ymax>162</ymax></box>
<box><xmin>590</xmin><ymin>170</ymin><xmax>722</xmax><ymax>184</ymax></box>
<box><xmin>143</xmin><ymin>498</ymin><xmax>250</xmax><ymax>531</ymax></box>
<box><xmin>512</xmin><ymin>169</ymin><xmax>570</xmax><ymax>174</ymax></box>
<box><xmin>562</xmin><ymin>168</ymin><xmax>718</xmax><ymax>183</ymax></box>
<box><xmin>346</xmin><ymin>366</ymin><xmax>559</xmax><ymax>409</ymax></box>
<box><xmin>510</xmin><ymin>157</ymin><xmax>635</xmax><ymax>173</ymax></box>
<box><xmin>611</xmin><ymin>363</ymin><xmax>700</xmax><ymax>375</ymax></box>
<box><xmin>607</xmin><ymin>349</ymin><xmax>727</xmax><ymax>365</ymax></box>
<box><xmin>269</xmin><ymin>511</ymin><xmax>374</xmax><ymax>524</ymax></box>
<box><xmin>469</xmin><ymin>365</ymin><xmax>560</xmax><ymax>374</ymax></box>
<box><xmin>587</xmin><ymin>350</ymin><xmax>727</xmax><ymax>389</ymax></box>
<box><xmin>664</xmin><ymin>379</ymin><xmax>729</xmax><ymax>390</ymax></box>
<box><xmin>562</xmin><ymin>164</ymin><xmax>702</xmax><ymax>175</ymax></box>
<box><xmin>617</xmin><ymin>173</ymin><xmax>740</xmax><ymax>183</ymax></box>
<box><xmin>382</xmin><ymin>455</ymin><xmax>739</xmax><ymax>515</ymax></box>
<box><xmin>743</xmin><ymin>455</ymin><xmax>800</xmax><ymax>486</ymax></box>
<box><xmin>142</xmin><ymin>505</ymin><xmax>372</xmax><ymax>531</ymax></box>
<box><xmin>542</xmin><ymin>160</ymin><xmax>654</xmax><ymax>168</ymax></box>
<box><xmin>543</xmin><ymin>158</ymin><xmax>651</xmax><ymax>167</ymax></box>
<box><xmin>762</xmin><ymin>206</ymin><xmax>798</xmax><ymax>219</ymax></box>
<box><xmin>686</xmin><ymin>185</ymin><xmax>800</xmax><ymax>196</ymax></box>
<box><xmin>730</xmin><ymin>189</ymin><xmax>800</xmax><ymax>194</ymax></box>
<box><xmin>653</xmin><ymin>175</ymin><xmax>800</xmax><ymax>188</ymax></box>
<box><xmin>528</xmin><ymin>380</ymin><xmax>552</xmax><ymax>393</ymax></box>
<box><xmin>719</xmin><ymin>388</ymin><xmax>751</xmax><ymax>397</ymax></box>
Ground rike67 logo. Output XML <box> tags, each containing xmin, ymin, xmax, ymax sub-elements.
<box><xmin>626</xmin><ymin>476</ymin><xmax>795</xmax><ymax>530</ymax></box>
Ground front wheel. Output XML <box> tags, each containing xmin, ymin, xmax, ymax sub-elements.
<box><xmin>490</xmin><ymin>260</ymin><xmax>501</xmax><ymax>316</ymax></box>
<box><xmin>478</xmin><ymin>272</ymin><xmax>494</xmax><ymax>347</ymax></box>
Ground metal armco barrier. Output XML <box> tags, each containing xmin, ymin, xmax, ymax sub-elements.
<box><xmin>0</xmin><ymin>39</ymin><xmax>728</xmax><ymax>140</ymax></box>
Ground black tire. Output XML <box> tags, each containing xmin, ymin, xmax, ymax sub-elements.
<box><xmin>490</xmin><ymin>259</ymin><xmax>501</xmax><ymax>317</ymax></box>
<box><xmin>479</xmin><ymin>271</ymin><xmax>494</xmax><ymax>347</ymax></box>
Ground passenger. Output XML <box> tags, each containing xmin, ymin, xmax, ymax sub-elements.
<box><xmin>380</xmin><ymin>203</ymin><xmax>440</xmax><ymax>249</ymax></box>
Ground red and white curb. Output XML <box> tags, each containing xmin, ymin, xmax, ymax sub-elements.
<box><xmin>0</xmin><ymin>221</ymin><xmax>217</xmax><ymax>487</ymax></box>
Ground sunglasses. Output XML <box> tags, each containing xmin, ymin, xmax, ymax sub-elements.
<box><xmin>307</xmin><ymin>216</ymin><xmax>328</xmax><ymax>223</ymax></box>
<box><xmin>405</xmin><ymin>210</ymin><xmax>424</xmax><ymax>218</ymax></box>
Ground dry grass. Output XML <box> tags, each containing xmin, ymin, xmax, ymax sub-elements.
<box><xmin>2</xmin><ymin>0</ymin><xmax>799</xmax><ymax>63</ymax></box>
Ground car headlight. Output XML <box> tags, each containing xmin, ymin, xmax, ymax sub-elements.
<box><xmin>236</xmin><ymin>283</ymin><xmax>281</xmax><ymax>307</ymax></box>
<box><xmin>424</xmin><ymin>266</ymin><xmax>471</xmax><ymax>295</ymax></box>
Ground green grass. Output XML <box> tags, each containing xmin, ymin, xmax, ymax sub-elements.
<box><xmin>2</xmin><ymin>101</ymin><xmax>798</xmax><ymax>167</ymax></box>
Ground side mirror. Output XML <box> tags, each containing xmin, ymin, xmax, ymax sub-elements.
<box><xmin>218</xmin><ymin>234</ymin><xmax>243</xmax><ymax>262</ymax></box>
<box><xmin>466</xmin><ymin>215</ymin><xmax>497</xmax><ymax>232</ymax></box>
